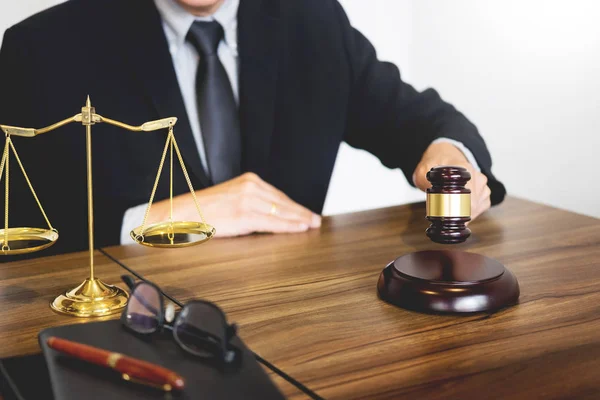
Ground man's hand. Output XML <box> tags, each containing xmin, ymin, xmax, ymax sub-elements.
<box><xmin>412</xmin><ymin>142</ymin><xmax>491</xmax><ymax>221</ymax></box>
<box><xmin>147</xmin><ymin>172</ymin><xmax>321</xmax><ymax>237</ymax></box>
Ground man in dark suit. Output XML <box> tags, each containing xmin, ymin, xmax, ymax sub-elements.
<box><xmin>0</xmin><ymin>0</ymin><xmax>505</xmax><ymax>256</ymax></box>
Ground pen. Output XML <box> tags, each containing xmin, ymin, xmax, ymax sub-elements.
<box><xmin>46</xmin><ymin>336</ymin><xmax>185</xmax><ymax>392</ymax></box>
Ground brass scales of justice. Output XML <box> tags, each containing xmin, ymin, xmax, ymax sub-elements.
<box><xmin>0</xmin><ymin>96</ymin><xmax>215</xmax><ymax>318</ymax></box>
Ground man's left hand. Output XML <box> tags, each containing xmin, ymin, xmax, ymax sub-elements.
<box><xmin>412</xmin><ymin>142</ymin><xmax>491</xmax><ymax>221</ymax></box>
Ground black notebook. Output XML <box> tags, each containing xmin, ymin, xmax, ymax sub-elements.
<box><xmin>37</xmin><ymin>320</ymin><xmax>285</xmax><ymax>400</ymax></box>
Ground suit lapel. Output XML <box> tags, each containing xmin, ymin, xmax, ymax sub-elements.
<box><xmin>116</xmin><ymin>0</ymin><xmax>210</xmax><ymax>188</ymax></box>
<box><xmin>238</xmin><ymin>0</ymin><xmax>282</xmax><ymax>178</ymax></box>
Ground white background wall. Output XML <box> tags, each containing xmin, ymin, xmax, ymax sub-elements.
<box><xmin>0</xmin><ymin>0</ymin><xmax>64</xmax><ymax>38</ymax></box>
<box><xmin>408</xmin><ymin>0</ymin><xmax>600</xmax><ymax>219</ymax></box>
<box><xmin>1</xmin><ymin>1</ymin><xmax>598</xmax><ymax>218</ymax></box>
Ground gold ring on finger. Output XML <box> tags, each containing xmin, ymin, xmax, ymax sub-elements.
<box><xmin>270</xmin><ymin>203</ymin><xmax>278</xmax><ymax>216</ymax></box>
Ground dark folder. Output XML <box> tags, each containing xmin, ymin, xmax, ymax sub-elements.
<box><xmin>0</xmin><ymin>353</ymin><xmax>52</xmax><ymax>400</ymax></box>
<box><xmin>37</xmin><ymin>320</ymin><xmax>285</xmax><ymax>400</ymax></box>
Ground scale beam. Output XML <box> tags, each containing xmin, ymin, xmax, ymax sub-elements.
<box><xmin>1</xmin><ymin>116</ymin><xmax>177</xmax><ymax>137</ymax></box>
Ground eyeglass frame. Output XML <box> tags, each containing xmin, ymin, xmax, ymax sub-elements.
<box><xmin>120</xmin><ymin>275</ymin><xmax>239</xmax><ymax>365</ymax></box>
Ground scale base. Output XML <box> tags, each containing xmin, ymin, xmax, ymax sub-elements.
<box><xmin>50</xmin><ymin>278</ymin><xmax>129</xmax><ymax>318</ymax></box>
<box><xmin>377</xmin><ymin>250</ymin><xmax>519</xmax><ymax>313</ymax></box>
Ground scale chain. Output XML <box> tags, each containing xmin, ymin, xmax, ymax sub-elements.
<box><xmin>8</xmin><ymin>140</ymin><xmax>55</xmax><ymax>232</ymax></box>
<box><xmin>137</xmin><ymin>125</ymin><xmax>207</xmax><ymax>242</ymax></box>
<box><xmin>1</xmin><ymin>136</ymin><xmax>57</xmax><ymax>253</ymax></box>
<box><xmin>0</xmin><ymin>140</ymin><xmax>6</xmax><ymax>180</ymax></box>
<box><xmin>138</xmin><ymin>128</ymin><xmax>173</xmax><ymax>240</ymax></box>
<box><xmin>2</xmin><ymin>138</ymin><xmax>9</xmax><ymax>251</ymax></box>
<box><xmin>170</xmin><ymin>128</ymin><xmax>206</xmax><ymax>224</ymax></box>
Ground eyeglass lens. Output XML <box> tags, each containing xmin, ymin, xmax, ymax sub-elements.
<box><xmin>174</xmin><ymin>303</ymin><xmax>226</xmax><ymax>357</ymax></box>
<box><xmin>125</xmin><ymin>282</ymin><xmax>162</xmax><ymax>334</ymax></box>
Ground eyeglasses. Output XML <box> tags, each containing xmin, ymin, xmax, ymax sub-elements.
<box><xmin>120</xmin><ymin>275</ymin><xmax>239</xmax><ymax>366</ymax></box>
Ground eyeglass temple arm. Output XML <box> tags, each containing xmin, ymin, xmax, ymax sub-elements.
<box><xmin>121</xmin><ymin>275</ymin><xmax>136</xmax><ymax>290</ymax></box>
<box><xmin>226</xmin><ymin>323</ymin><xmax>238</xmax><ymax>341</ymax></box>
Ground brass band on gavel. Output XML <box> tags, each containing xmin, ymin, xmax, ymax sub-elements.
<box><xmin>425</xmin><ymin>166</ymin><xmax>472</xmax><ymax>244</ymax></box>
<box><xmin>426</xmin><ymin>193</ymin><xmax>471</xmax><ymax>217</ymax></box>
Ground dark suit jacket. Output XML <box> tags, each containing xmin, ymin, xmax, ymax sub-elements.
<box><xmin>0</xmin><ymin>0</ymin><xmax>505</xmax><ymax>256</ymax></box>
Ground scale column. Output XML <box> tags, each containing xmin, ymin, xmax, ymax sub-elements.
<box><xmin>50</xmin><ymin>97</ymin><xmax>129</xmax><ymax>317</ymax></box>
<box><xmin>82</xmin><ymin>96</ymin><xmax>95</xmax><ymax>280</ymax></box>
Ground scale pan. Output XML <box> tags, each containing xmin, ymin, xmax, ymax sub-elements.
<box><xmin>0</xmin><ymin>227</ymin><xmax>59</xmax><ymax>255</ymax></box>
<box><xmin>131</xmin><ymin>221</ymin><xmax>215</xmax><ymax>248</ymax></box>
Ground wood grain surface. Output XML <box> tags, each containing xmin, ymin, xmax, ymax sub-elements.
<box><xmin>1</xmin><ymin>197</ymin><xmax>599</xmax><ymax>399</ymax></box>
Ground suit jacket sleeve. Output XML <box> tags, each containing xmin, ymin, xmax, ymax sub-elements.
<box><xmin>334</xmin><ymin>2</ymin><xmax>506</xmax><ymax>205</ymax></box>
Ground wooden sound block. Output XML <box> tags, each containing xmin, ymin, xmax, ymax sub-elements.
<box><xmin>377</xmin><ymin>250</ymin><xmax>519</xmax><ymax>313</ymax></box>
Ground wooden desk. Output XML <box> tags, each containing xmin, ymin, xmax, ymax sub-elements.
<box><xmin>1</xmin><ymin>197</ymin><xmax>599</xmax><ymax>399</ymax></box>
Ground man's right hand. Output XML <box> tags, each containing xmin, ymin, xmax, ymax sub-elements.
<box><xmin>147</xmin><ymin>172</ymin><xmax>322</xmax><ymax>237</ymax></box>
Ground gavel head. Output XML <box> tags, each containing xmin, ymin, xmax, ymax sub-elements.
<box><xmin>425</xmin><ymin>166</ymin><xmax>471</xmax><ymax>244</ymax></box>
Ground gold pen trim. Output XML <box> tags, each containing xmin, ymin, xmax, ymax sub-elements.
<box><xmin>122</xmin><ymin>373</ymin><xmax>173</xmax><ymax>392</ymax></box>
<box><xmin>106</xmin><ymin>353</ymin><xmax>122</xmax><ymax>368</ymax></box>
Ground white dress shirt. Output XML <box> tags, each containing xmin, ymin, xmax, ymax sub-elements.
<box><xmin>120</xmin><ymin>0</ymin><xmax>480</xmax><ymax>245</ymax></box>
